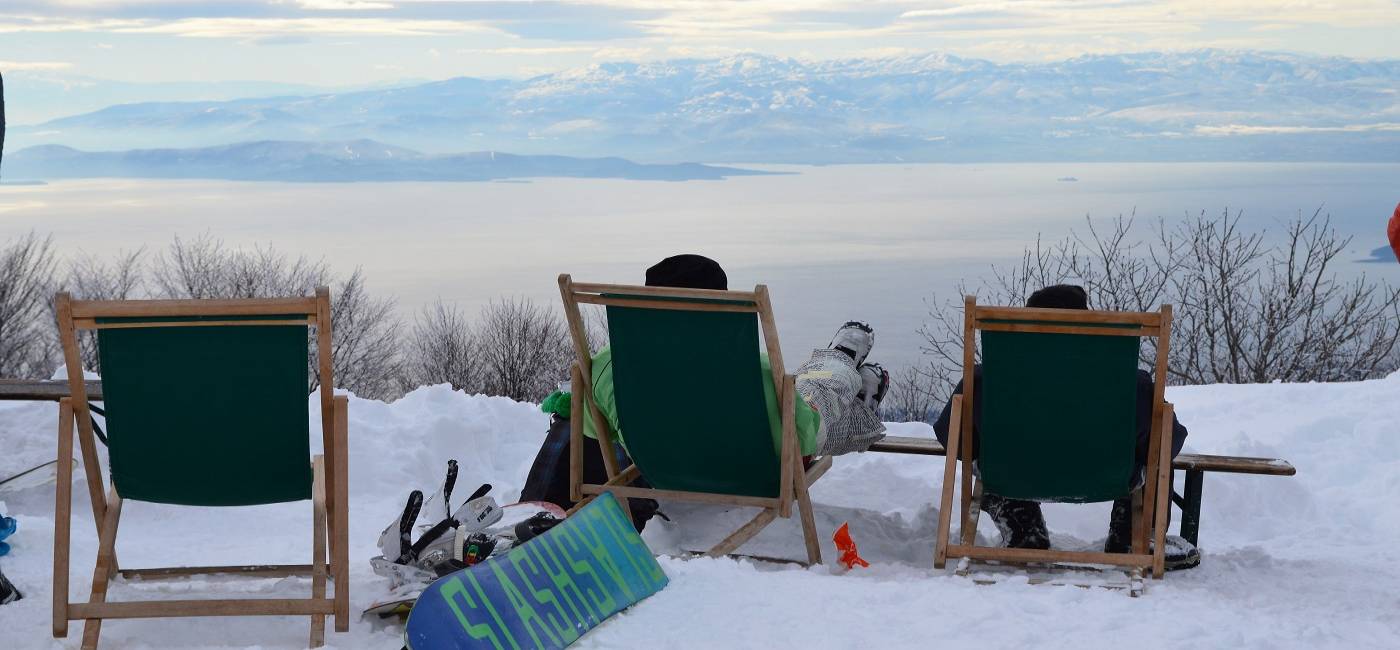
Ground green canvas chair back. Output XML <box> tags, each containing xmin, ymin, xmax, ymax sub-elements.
<box><xmin>604</xmin><ymin>299</ymin><xmax>780</xmax><ymax>498</ymax></box>
<box><xmin>977</xmin><ymin>320</ymin><xmax>1142</xmax><ymax>503</ymax></box>
<box><xmin>95</xmin><ymin>316</ymin><xmax>313</xmax><ymax>507</ymax></box>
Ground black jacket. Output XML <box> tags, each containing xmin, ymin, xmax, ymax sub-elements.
<box><xmin>932</xmin><ymin>366</ymin><xmax>1188</xmax><ymax>467</ymax></box>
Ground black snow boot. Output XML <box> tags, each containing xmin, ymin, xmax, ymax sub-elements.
<box><xmin>1103</xmin><ymin>497</ymin><xmax>1201</xmax><ymax>571</ymax></box>
<box><xmin>981</xmin><ymin>493</ymin><xmax>1050</xmax><ymax>550</ymax></box>
<box><xmin>0</xmin><ymin>567</ymin><xmax>21</xmax><ymax>605</ymax></box>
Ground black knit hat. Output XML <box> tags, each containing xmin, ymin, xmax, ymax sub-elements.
<box><xmin>1027</xmin><ymin>284</ymin><xmax>1089</xmax><ymax>310</ymax></box>
<box><xmin>645</xmin><ymin>254</ymin><xmax>727</xmax><ymax>290</ymax></box>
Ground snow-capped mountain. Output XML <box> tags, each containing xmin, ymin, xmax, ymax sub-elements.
<box><xmin>4</xmin><ymin>140</ymin><xmax>766</xmax><ymax>182</ymax></box>
<box><xmin>11</xmin><ymin>50</ymin><xmax>1400</xmax><ymax>163</ymax></box>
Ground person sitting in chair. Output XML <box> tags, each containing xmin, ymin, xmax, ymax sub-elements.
<box><xmin>523</xmin><ymin>254</ymin><xmax>891</xmax><ymax>530</ymax></box>
<box><xmin>932</xmin><ymin>284</ymin><xmax>1199</xmax><ymax>569</ymax></box>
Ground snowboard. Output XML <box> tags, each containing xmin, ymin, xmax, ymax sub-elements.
<box><xmin>363</xmin><ymin>501</ymin><xmax>568</xmax><ymax>619</ymax></box>
<box><xmin>403</xmin><ymin>493</ymin><xmax>668</xmax><ymax>650</ymax></box>
<box><xmin>0</xmin><ymin>459</ymin><xmax>77</xmax><ymax>496</ymax></box>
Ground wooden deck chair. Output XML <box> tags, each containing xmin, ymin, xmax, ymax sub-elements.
<box><xmin>52</xmin><ymin>290</ymin><xmax>349</xmax><ymax>649</ymax></box>
<box><xmin>933</xmin><ymin>296</ymin><xmax>1176</xmax><ymax>593</ymax></box>
<box><xmin>558</xmin><ymin>275</ymin><xmax>830</xmax><ymax>565</ymax></box>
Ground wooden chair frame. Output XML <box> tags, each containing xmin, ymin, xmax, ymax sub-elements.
<box><xmin>558</xmin><ymin>275</ymin><xmax>830</xmax><ymax>565</ymax></box>
<box><xmin>933</xmin><ymin>296</ymin><xmax>1175</xmax><ymax>590</ymax></box>
<box><xmin>52</xmin><ymin>289</ymin><xmax>350</xmax><ymax>649</ymax></box>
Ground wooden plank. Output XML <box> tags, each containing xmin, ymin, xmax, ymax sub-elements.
<box><xmin>118</xmin><ymin>565</ymin><xmax>313</xmax><ymax>580</ymax></box>
<box><xmin>803</xmin><ymin>455</ymin><xmax>833</xmax><ymax>485</ymax></box>
<box><xmin>0</xmin><ymin>380</ymin><xmax>103</xmax><ymax>402</ymax></box>
<box><xmin>311</xmin><ymin>456</ymin><xmax>327</xmax><ymax>648</ymax></box>
<box><xmin>945</xmin><ymin>543</ymin><xmax>1154</xmax><ymax>569</ymax></box>
<box><xmin>56</xmin><ymin>293</ymin><xmax>109</xmax><ymax>534</ymax></box>
<box><xmin>1173</xmin><ymin>453</ymin><xmax>1296</xmax><ymax>475</ymax></box>
<box><xmin>791</xmin><ymin>444</ymin><xmax>822</xmax><ymax>565</ymax></box>
<box><xmin>53</xmin><ymin>398</ymin><xmax>74</xmax><ymax>639</ymax></box>
<box><xmin>330</xmin><ymin>394</ymin><xmax>350</xmax><ymax>634</ymax></box>
<box><xmin>81</xmin><ymin>318</ymin><xmax>313</xmax><ymax>330</ymax></box>
<box><xmin>868</xmin><ymin>436</ymin><xmax>946</xmax><ymax>455</ymax></box>
<box><xmin>933</xmin><ymin>395</ymin><xmax>963</xmax><ymax>569</ymax></box>
<box><xmin>707</xmin><ymin>509</ymin><xmax>778</xmax><ymax>557</ymax></box>
<box><xmin>70</xmin><ymin>296</ymin><xmax>318</xmax><ymax>319</ymax></box>
<box><xmin>580</xmin><ymin>483</ymin><xmax>782</xmax><ymax>509</ymax></box>
<box><xmin>69</xmin><ymin>598</ymin><xmax>336</xmax><ymax>620</ymax></box>
<box><xmin>974</xmin><ymin>305</ymin><xmax>1162</xmax><ymax>327</ymax></box>
<box><xmin>570</xmin><ymin>282</ymin><xmax>758</xmax><ymax>302</ymax></box>
<box><xmin>573</xmin><ymin>295</ymin><xmax>757</xmax><ymax>313</ymax></box>
<box><xmin>81</xmin><ymin>488</ymin><xmax>123</xmax><ymax>650</ymax></box>
<box><xmin>869</xmin><ymin>436</ymin><xmax>1296</xmax><ymax>476</ymax></box>
<box><xmin>959</xmin><ymin>297</ymin><xmax>977</xmax><ymax>526</ymax></box>
<box><xmin>777</xmin><ymin>374</ymin><xmax>795</xmax><ymax>519</ymax></box>
<box><xmin>568</xmin><ymin>363</ymin><xmax>584</xmax><ymax>503</ymax></box>
<box><xmin>976</xmin><ymin>322</ymin><xmax>1154</xmax><ymax>337</ymax></box>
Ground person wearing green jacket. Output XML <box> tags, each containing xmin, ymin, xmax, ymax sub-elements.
<box><xmin>579</xmin><ymin>254</ymin><xmax>889</xmax><ymax>458</ymax></box>
<box><xmin>524</xmin><ymin>254</ymin><xmax>889</xmax><ymax>533</ymax></box>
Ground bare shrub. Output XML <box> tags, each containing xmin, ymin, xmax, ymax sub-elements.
<box><xmin>474</xmin><ymin>297</ymin><xmax>572</xmax><ymax>402</ymax></box>
<box><xmin>0</xmin><ymin>233</ymin><xmax>57</xmax><ymax>378</ymax></box>
<box><xmin>318</xmin><ymin>269</ymin><xmax>401</xmax><ymax>400</ymax></box>
<box><xmin>919</xmin><ymin>209</ymin><xmax>1400</xmax><ymax>404</ymax></box>
<box><xmin>151</xmin><ymin>234</ymin><xmax>403</xmax><ymax>400</ymax></box>
<box><xmin>879</xmin><ymin>362</ymin><xmax>948</xmax><ymax>423</ymax></box>
<box><xmin>403</xmin><ymin>299</ymin><xmax>477</xmax><ymax>392</ymax></box>
<box><xmin>61</xmin><ymin>248</ymin><xmax>145</xmax><ymax>370</ymax></box>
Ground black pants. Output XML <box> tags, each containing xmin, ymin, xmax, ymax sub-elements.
<box><xmin>519</xmin><ymin>415</ymin><xmax>657</xmax><ymax>532</ymax></box>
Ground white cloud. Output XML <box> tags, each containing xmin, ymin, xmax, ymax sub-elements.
<box><xmin>1195</xmin><ymin>123</ymin><xmax>1400</xmax><ymax>136</ymax></box>
<box><xmin>0</xmin><ymin>60</ymin><xmax>75</xmax><ymax>71</ymax></box>
<box><xmin>593</xmin><ymin>46</ymin><xmax>652</xmax><ymax>60</ymax></box>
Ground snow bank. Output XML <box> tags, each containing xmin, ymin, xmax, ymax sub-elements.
<box><xmin>1</xmin><ymin>376</ymin><xmax>1398</xmax><ymax>648</ymax></box>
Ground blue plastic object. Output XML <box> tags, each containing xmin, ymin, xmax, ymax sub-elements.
<box><xmin>0</xmin><ymin>515</ymin><xmax>14</xmax><ymax>557</ymax></box>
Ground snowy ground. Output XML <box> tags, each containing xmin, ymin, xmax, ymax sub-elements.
<box><xmin>2</xmin><ymin>374</ymin><xmax>1399</xmax><ymax>649</ymax></box>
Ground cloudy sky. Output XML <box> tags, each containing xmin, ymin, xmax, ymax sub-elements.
<box><xmin>2</xmin><ymin>0</ymin><xmax>1399</xmax><ymax>85</ymax></box>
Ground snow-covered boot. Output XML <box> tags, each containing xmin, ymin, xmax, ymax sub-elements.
<box><xmin>829</xmin><ymin>321</ymin><xmax>874</xmax><ymax>365</ymax></box>
<box><xmin>857</xmin><ymin>363</ymin><xmax>890</xmax><ymax>409</ymax></box>
<box><xmin>982</xmin><ymin>493</ymin><xmax>1050</xmax><ymax>550</ymax></box>
<box><xmin>0</xmin><ymin>567</ymin><xmax>20</xmax><ymax>605</ymax></box>
<box><xmin>1103</xmin><ymin>497</ymin><xmax>1201</xmax><ymax>570</ymax></box>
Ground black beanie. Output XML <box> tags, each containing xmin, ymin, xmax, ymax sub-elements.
<box><xmin>645</xmin><ymin>254</ymin><xmax>728</xmax><ymax>290</ymax></box>
<box><xmin>1026</xmin><ymin>284</ymin><xmax>1089</xmax><ymax>310</ymax></box>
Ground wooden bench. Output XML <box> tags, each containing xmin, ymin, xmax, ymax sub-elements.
<box><xmin>868</xmin><ymin>435</ymin><xmax>1296</xmax><ymax>547</ymax></box>
<box><xmin>0</xmin><ymin>379</ymin><xmax>104</xmax><ymax>402</ymax></box>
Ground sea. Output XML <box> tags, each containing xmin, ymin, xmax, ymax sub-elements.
<box><xmin>3</xmin><ymin>162</ymin><xmax>1398</xmax><ymax>373</ymax></box>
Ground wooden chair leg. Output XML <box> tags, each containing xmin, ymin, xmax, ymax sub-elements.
<box><xmin>81</xmin><ymin>488</ymin><xmax>123</xmax><ymax>650</ymax></box>
<box><xmin>708</xmin><ymin>509</ymin><xmax>778</xmax><ymax>557</ymax></box>
<box><xmin>54</xmin><ymin>399</ymin><xmax>75</xmax><ymax>639</ymax></box>
<box><xmin>962</xmin><ymin>479</ymin><xmax>984</xmax><ymax>546</ymax></box>
<box><xmin>331</xmin><ymin>397</ymin><xmax>350</xmax><ymax>633</ymax></box>
<box><xmin>310</xmin><ymin>457</ymin><xmax>327</xmax><ymax>648</ymax></box>
<box><xmin>1151</xmin><ymin>404</ymin><xmax>1175</xmax><ymax>579</ymax></box>
<box><xmin>793</xmin><ymin>450</ymin><xmax>821</xmax><ymax>565</ymax></box>
<box><xmin>934</xmin><ymin>395</ymin><xmax>963</xmax><ymax>569</ymax></box>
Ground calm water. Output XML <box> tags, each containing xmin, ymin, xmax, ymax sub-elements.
<box><xmin>3</xmin><ymin>162</ymin><xmax>1398</xmax><ymax>372</ymax></box>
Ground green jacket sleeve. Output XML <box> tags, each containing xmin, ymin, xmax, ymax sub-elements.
<box><xmin>582</xmin><ymin>347</ymin><xmax>624</xmax><ymax>449</ymax></box>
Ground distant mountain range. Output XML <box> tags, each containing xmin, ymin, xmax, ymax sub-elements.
<box><xmin>5</xmin><ymin>140</ymin><xmax>769</xmax><ymax>182</ymax></box>
<box><xmin>8</xmin><ymin>50</ymin><xmax>1400</xmax><ymax>164</ymax></box>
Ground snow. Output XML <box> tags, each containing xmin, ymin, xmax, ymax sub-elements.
<box><xmin>2</xmin><ymin>375</ymin><xmax>1399</xmax><ymax>648</ymax></box>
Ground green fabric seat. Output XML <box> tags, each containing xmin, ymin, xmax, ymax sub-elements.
<box><xmin>978</xmin><ymin>322</ymin><xmax>1142</xmax><ymax>503</ymax></box>
<box><xmin>95</xmin><ymin>316</ymin><xmax>312</xmax><ymax>506</ymax></box>
<box><xmin>604</xmin><ymin>301</ymin><xmax>780</xmax><ymax>498</ymax></box>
